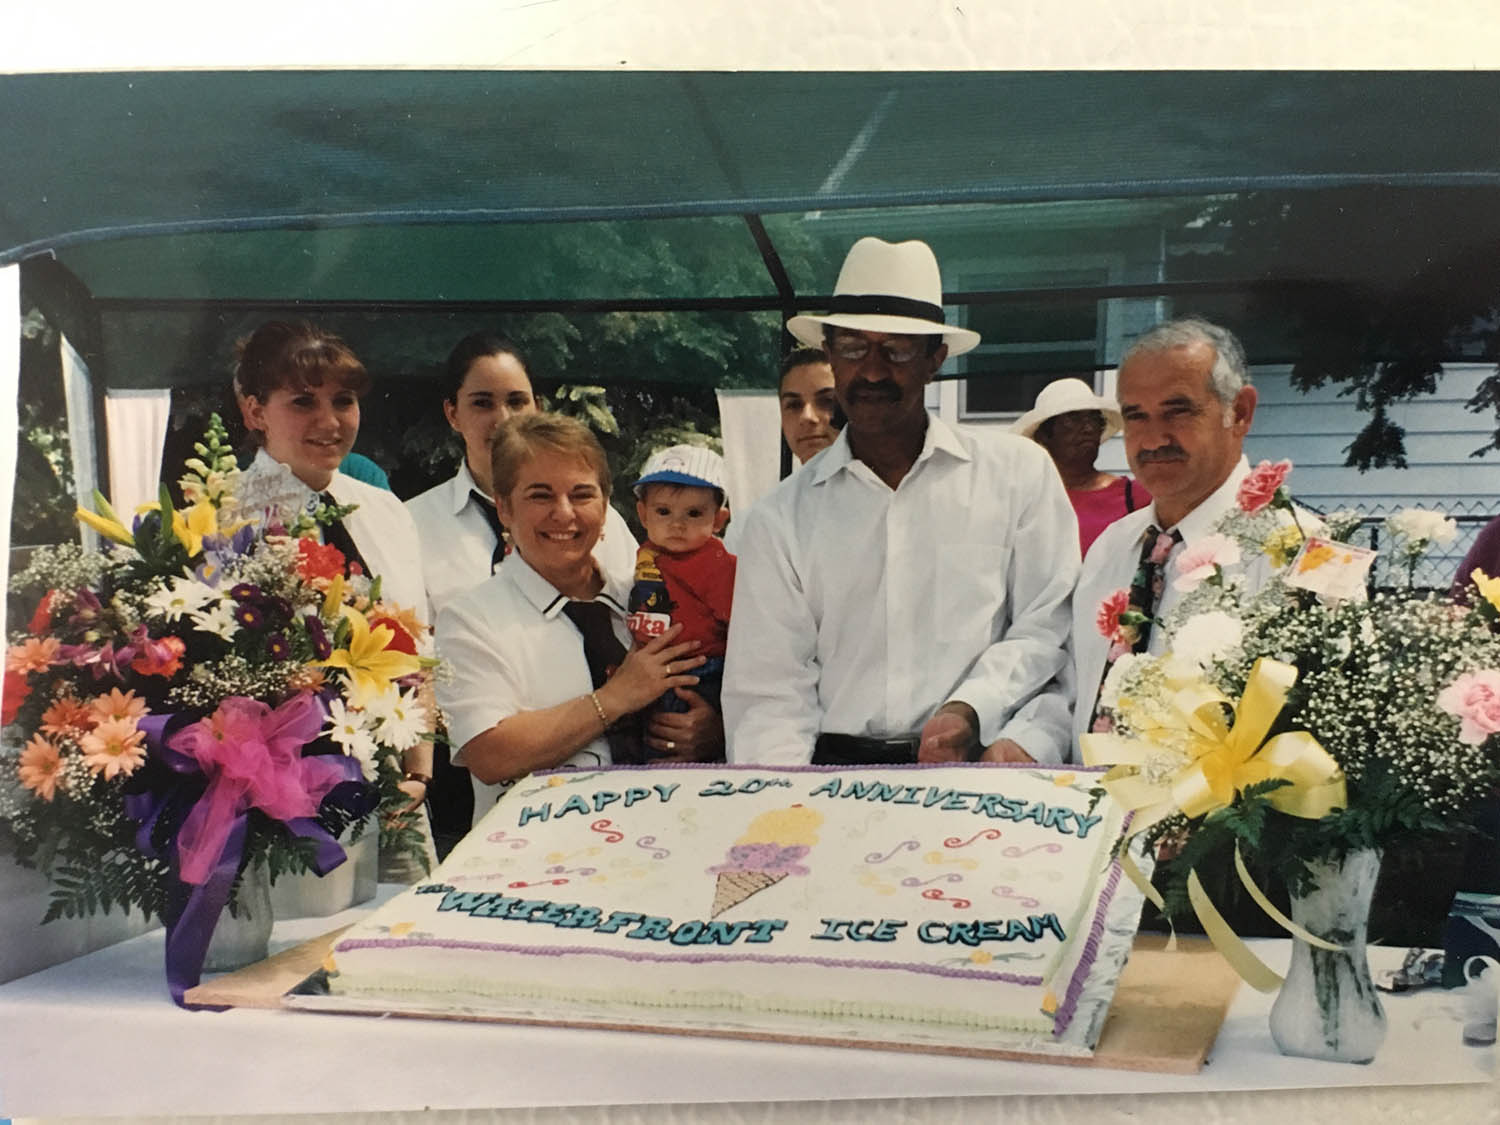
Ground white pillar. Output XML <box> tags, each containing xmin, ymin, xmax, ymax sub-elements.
<box><xmin>60</xmin><ymin>333</ymin><xmax>99</xmax><ymax>551</ymax></box>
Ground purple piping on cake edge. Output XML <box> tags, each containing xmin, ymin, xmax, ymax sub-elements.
<box><xmin>1050</xmin><ymin>849</ymin><xmax>1126</xmax><ymax>1036</ymax></box>
<box><xmin>533</xmin><ymin>762</ymin><xmax>1114</xmax><ymax>779</ymax></box>
<box><xmin>332</xmin><ymin>937</ymin><xmax>1044</xmax><ymax>986</ymax></box>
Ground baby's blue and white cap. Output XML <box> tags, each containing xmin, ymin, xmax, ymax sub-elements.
<box><xmin>633</xmin><ymin>444</ymin><xmax>728</xmax><ymax>500</ymax></box>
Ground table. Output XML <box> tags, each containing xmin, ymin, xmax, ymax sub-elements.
<box><xmin>0</xmin><ymin>891</ymin><xmax>1494</xmax><ymax>1121</ymax></box>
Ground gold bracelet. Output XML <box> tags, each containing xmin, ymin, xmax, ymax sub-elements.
<box><xmin>588</xmin><ymin>691</ymin><xmax>610</xmax><ymax>730</ymax></box>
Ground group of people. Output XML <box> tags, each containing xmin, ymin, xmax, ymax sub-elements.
<box><xmin>228</xmin><ymin>234</ymin><xmax>1267</xmax><ymax>861</ymax></box>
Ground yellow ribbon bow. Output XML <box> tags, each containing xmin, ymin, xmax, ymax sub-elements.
<box><xmin>1081</xmin><ymin>657</ymin><xmax>1349</xmax><ymax>990</ymax></box>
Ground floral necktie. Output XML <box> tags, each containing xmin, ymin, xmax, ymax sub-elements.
<box><xmin>1088</xmin><ymin>525</ymin><xmax>1182</xmax><ymax>731</ymax></box>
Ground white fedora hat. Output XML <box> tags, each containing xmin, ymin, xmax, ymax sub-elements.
<box><xmin>786</xmin><ymin>237</ymin><xmax>981</xmax><ymax>357</ymax></box>
<box><xmin>1010</xmin><ymin>377</ymin><xmax>1123</xmax><ymax>441</ymax></box>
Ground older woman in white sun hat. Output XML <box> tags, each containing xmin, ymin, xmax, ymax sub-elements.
<box><xmin>1012</xmin><ymin>377</ymin><xmax>1150</xmax><ymax>556</ymax></box>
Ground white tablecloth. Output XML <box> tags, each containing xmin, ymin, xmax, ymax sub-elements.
<box><xmin>0</xmin><ymin>890</ymin><xmax>1494</xmax><ymax>1122</ymax></box>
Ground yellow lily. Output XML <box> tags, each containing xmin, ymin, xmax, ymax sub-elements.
<box><xmin>1472</xmin><ymin>568</ymin><xmax>1500</xmax><ymax>615</ymax></box>
<box><xmin>76</xmin><ymin>505</ymin><xmax>135</xmax><ymax>547</ymax></box>
<box><xmin>170</xmin><ymin>499</ymin><xmax>221</xmax><ymax>557</ymax></box>
<box><xmin>321</xmin><ymin>573</ymin><xmax>348</xmax><ymax>618</ymax></box>
<box><xmin>314</xmin><ymin>607</ymin><xmax>421</xmax><ymax>706</ymax></box>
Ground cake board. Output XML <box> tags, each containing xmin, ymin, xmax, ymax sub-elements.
<box><xmin>188</xmin><ymin>930</ymin><xmax>1240</xmax><ymax>1074</ymax></box>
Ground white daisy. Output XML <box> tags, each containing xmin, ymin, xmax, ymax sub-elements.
<box><xmin>366</xmin><ymin>688</ymin><xmax>425</xmax><ymax>751</ymax></box>
<box><xmin>324</xmin><ymin>699</ymin><xmax>379</xmax><ymax>779</ymax></box>
<box><xmin>144</xmin><ymin>575</ymin><xmax>217</xmax><ymax>622</ymax></box>
<box><xmin>188</xmin><ymin>598</ymin><xmax>240</xmax><ymax>640</ymax></box>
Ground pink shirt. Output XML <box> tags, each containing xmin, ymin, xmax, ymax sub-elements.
<box><xmin>1069</xmin><ymin>476</ymin><xmax>1150</xmax><ymax>556</ymax></box>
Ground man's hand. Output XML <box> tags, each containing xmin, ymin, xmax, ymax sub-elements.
<box><xmin>979</xmin><ymin>738</ymin><xmax>1035</xmax><ymax>764</ymax></box>
<box><xmin>917</xmin><ymin>701</ymin><xmax>980</xmax><ymax>762</ymax></box>
<box><xmin>645</xmin><ymin>688</ymin><xmax>724</xmax><ymax>761</ymax></box>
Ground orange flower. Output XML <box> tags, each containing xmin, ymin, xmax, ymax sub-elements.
<box><xmin>90</xmin><ymin>688</ymin><xmax>148</xmax><ymax>725</ymax></box>
<box><xmin>6</xmin><ymin>637</ymin><xmax>60</xmax><ymax>674</ymax></box>
<box><xmin>41</xmin><ymin>695</ymin><xmax>95</xmax><ymax>737</ymax></box>
<box><xmin>285</xmin><ymin>666</ymin><xmax>328</xmax><ymax>694</ymax></box>
<box><xmin>296</xmin><ymin>537</ymin><xmax>348</xmax><ymax>583</ymax></box>
<box><xmin>18</xmin><ymin>734</ymin><xmax>63</xmax><ymax>801</ymax></box>
<box><xmin>130</xmin><ymin>634</ymin><xmax>186</xmax><ymax>678</ymax></box>
<box><xmin>80</xmin><ymin>718</ymin><xmax>147</xmax><ymax>780</ymax></box>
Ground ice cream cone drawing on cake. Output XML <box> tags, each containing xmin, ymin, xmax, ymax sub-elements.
<box><xmin>707</xmin><ymin>805</ymin><xmax>824</xmax><ymax>917</ymax></box>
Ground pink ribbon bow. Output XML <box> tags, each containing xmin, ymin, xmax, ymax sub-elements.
<box><xmin>166</xmin><ymin>693</ymin><xmax>342</xmax><ymax>885</ymax></box>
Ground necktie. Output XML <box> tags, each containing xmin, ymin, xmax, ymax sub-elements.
<box><xmin>1087</xmin><ymin>525</ymin><xmax>1182</xmax><ymax>731</ymax></box>
<box><xmin>469</xmin><ymin>489</ymin><xmax>509</xmax><ymax>570</ymax></box>
<box><xmin>318</xmin><ymin>493</ymin><xmax>370</xmax><ymax>577</ymax></box>
<box><xmin>561</xmin><ymin>600</ymin><xmax>641</xmax><ymax>764</ymax></box>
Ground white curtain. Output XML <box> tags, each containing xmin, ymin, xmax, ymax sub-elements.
<box><xmin>105</xmin><ymin>389</ymin><xmax>172</xmax><ymax>518</ymax></box>
<box><xmin>60</xmin><ymin>333</ymin><xmax>99</xmax><ymax>550</ymax></box>
<box><xmin>0</xmin><ymin>264</ymin><xmax>18</xmax><ymax>641</ymax></box>
<box><xmin>714</xmin><ymin>388</ymin><xmax>782</xmax><ymax>523</ymax></box>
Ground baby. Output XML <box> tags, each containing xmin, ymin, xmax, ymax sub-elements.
<box><xmin>626</xmin><ymin>444</ymin><xmax>736</xmax><ymax>717</ymax></box>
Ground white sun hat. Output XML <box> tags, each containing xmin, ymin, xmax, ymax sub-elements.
<box><xmin>786</xmin><ymin>237</ymin><xmax>981</xmax><ymax>357</ymax></box>
<box><xmin>633</xmin><ymin>444</ymin><xmax>728</xmax><ymax>501</ymax></box>
<box><xmin>1010</xmin><ymin>377</ymin><xmax>1123</xmax><ymax>441</ymax></box>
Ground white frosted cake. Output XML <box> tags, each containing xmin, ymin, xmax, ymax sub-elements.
<box><xmin>308</xmin><ymin>763</ymin><xmax>1145</xmax><ymax>1056</ymax></box>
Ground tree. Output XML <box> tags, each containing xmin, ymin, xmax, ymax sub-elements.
<box><xmin>1185</xmin><ymin>188</ymin><xmax>1500</xmax><ymax>469</ymax></box>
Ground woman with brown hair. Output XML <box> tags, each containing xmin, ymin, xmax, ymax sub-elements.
<box><xmin>235</xmin><ymin>321</ymin><xmax>435</xmax><ymax>873</ymax></box>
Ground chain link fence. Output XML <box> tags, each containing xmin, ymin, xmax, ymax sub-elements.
<box><xmin>1311</xmin><ymin>500</ymin><xmax>1500</xmax><ymax>592</ymax></box>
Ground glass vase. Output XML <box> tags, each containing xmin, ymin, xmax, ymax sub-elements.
<box><xmin>202</xmin><ymin>860</ymin><xmax>274</xmax><ymax>973</ymax></box>
<box><xmin>1268</xmin><ymin>847</ymin><xmax>1387</xmax><ymax>1063</ymax></box>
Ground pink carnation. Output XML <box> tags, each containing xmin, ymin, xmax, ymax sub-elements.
<box><xmin>1437</xmin><ymin>669</ymin><xmax>1500</xmax><ymax>746</ymax></box>
<box><xmin>1237</xmin><ymin>459</ymin><xmax>1293</xmax><ymax>513</ymax></box>
<box><xmin>1096</xmin><ymin>589</ymin><xmax>1132</xmax><ymax>642</ymax></box>
<box><xmin>1173</xmin><ymin>533</ymin><xmax>1241</xmax><ymax>591</ymax></box>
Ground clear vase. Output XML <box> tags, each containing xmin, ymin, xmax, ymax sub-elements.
<box><xmin>202</xmin><ymin>860</ymin><xmax>274</xmax><ymax>973</ymax></box>
<box><xmin>1268</xmin><ymin>847</ymin><xmax>1387</xmax><ymax>1063</ymax></box>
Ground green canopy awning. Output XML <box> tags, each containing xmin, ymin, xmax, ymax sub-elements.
<box><xmin>6</xmin><ymin>70</ymin><xmax>1500</xmax><ymax>386</ymax></box>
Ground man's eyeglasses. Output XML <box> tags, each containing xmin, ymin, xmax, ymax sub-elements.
<box><xmin>829</xmin><ymin>334</ymin><xmax>927</xmax><ymax>365</ymax></box>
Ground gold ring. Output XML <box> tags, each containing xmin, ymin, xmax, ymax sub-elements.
<box><xmin>665</xmin><ymin>741</ymin><xmax>676</xmax><ymax>751</ymax></box>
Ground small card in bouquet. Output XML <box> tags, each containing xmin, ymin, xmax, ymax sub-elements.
<box><xmin>1286</xmin><ymin>536</ymin><xmax>1377</xmax><ymax>601</ymax></box>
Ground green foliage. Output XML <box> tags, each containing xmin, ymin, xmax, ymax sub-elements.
<box><xmin>1188</xmin><ymin>187</ymin><xmax>1500</xmax><ymax>468</ymax></box>
<box><xmin>40</xmin><ymin>852</ymin><xmax>172</xmax><ymax>923</ymax></box>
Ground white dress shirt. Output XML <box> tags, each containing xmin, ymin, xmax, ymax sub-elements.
<box><xmin>434</xmin><ymin>550</ymin><xmax>634</xmax><ymax>828</ymax></box>
<box><xmin>241</xmin><ymin>450</ymin><xmax>429</xmax><ymax>623</ymax></box>
<box><xmin>722</xmin><ymin>417</ymin><xmax>1079</xmax><ymax>766</ymax></box>
<box><xmin>406</xmin><ymin>460</ymin><xmax>638</xmax><ymax>620</ymax></box>
<box><xmin>1069</xmin><ymin>456</ymin><xmax>1259</xmax><ymax>754</ymax></box>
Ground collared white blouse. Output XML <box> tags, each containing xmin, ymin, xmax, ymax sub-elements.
<box><xmin>406</xmin><ymin>460</ymin><xmax>638</xmax><ymax>620</ymax></box>
<box><xmin>434</xmin><ymin>550</ymin><xmax>635</xmax><ymax>828</ymax></box>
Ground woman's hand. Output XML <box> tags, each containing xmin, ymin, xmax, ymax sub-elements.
<box><xmin>645</xmin><ymin>688</ymin><xmax>724</xmax><ymax>761</ymax></box>
<box><xmin>391</xmin><ymin>777</ymin><xmax>429</xmax><ymax>815</ymax></box>
<box><xmin>596</xmin><ymin>624</ymin><xmax>706</xmax><ymax>719</ymax></box>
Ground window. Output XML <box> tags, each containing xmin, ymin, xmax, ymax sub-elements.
<box><xmin>957</xmin><ymin>274</ymin><xmax>1109</xmax><ymax>420</ymax></box>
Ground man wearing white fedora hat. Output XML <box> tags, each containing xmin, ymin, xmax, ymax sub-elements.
<box><xmin>723</xmin><ymin>237</ymin><xmax>1079</xmax><ymax>766</ymax></box>
<box><xmin>1012</xmin><ymin>377</ymin><xmax>1150</xmax><ymax>555</ymax></box>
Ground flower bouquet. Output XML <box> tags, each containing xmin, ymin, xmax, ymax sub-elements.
<box><xmin>1</xmin><ymin>415</ymin><xmax>433</xmax><ymax>1004</ymax></box>
<box><xmin>1083</xmin><ymin>459</ymin><xmax>1500</xmax><ymax>1061</ymax></box>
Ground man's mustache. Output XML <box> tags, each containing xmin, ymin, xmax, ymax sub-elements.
<box><xmin>847</xmin><ymin>384</ymin><xmax>900</xmax><ymax>402</ymax></box>
<box><xmin>1136</xmin><ymin>446</ymin><xmax>1188</xmax><ymax>463</ymax></box>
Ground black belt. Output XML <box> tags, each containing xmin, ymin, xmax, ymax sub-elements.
<box><xmin>812</xmin><ymin>733</ymin><xmax>920</xmax><ymax>766</ymax></box>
